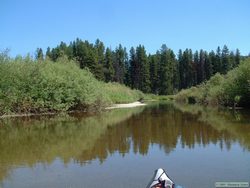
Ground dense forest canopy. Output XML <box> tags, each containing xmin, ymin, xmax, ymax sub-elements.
<box><xmin>35</xmin><ymin>38</ymin><xmax>243</xmax><ymax>95</ymax></box>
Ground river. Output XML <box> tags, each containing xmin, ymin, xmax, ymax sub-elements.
<box><xmin>0</xmin><ymin>102</ymin><xmax>249</xmax><ymax>188</ymax></box>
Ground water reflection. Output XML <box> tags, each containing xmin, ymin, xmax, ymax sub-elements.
<box><xmin>0</xmin><ymin>102</ymin><xmax>250</xmax><ymax>184</ymax></box>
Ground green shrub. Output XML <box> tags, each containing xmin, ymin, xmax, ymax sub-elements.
<box><xmin>205</xmin><ymin>73</ymin><xmax>225</xmax><ymax>105</ymax></box>
<box><xmin>0</xmin><ymin>59</ymin><xmax>102</xmax><ymax>114</ymax></box>
<box><xmin>104</xmin><ymin>82</ymin><xmax>144</xmax><ymax>103</ymax></box>
<box><xmin>223</xmin><ymin>59</ymin><xmax>250</xmax><ymax>106</ymax></box>
<box><xmin>175</xmin><ymin>58</ymin><xmax>250</xmax><ymax>107</ymax></box>
<box><xmin>0</xmin><ymin>55</ymin><xmax>146</xmax><ymax>115</ymax></box>
<box><xmin>175</xmin><ymin>86</ymin><xmax>204</xmax><ymax>104</ymax></box>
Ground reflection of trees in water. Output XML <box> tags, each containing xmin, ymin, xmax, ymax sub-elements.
<box><xmin>0</xmin><ymin>103</ymin><xmax>250</xmax><ymax>181</ymax></box>
<box><xmin>173</xmin><ymin>103</ymin><xmax>250</xmax><ymax>151</ymax></box>
<box><xmin>0</xmin><ymin>108</ymin><xmax>144</xmax><ymax>181</ymax></box>
<box><xmin>75</xmin><ymin>103</ymin><xmax>250</xmax><ymax>164</ymax></box>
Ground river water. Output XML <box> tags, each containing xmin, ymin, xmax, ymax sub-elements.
<box><xmin>0</xmin><ymin>102</ymin><xmax>249</xmax><ymax>188</ymax></box>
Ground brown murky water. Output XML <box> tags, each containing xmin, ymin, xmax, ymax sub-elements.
<box><xmin>0</xmin><ymin>102</ymin><xmax>249</xmax><ymax>188</ymax></box>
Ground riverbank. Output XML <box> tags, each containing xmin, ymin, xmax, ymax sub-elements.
<box><xmin>0</xmin><ymin>101</ymin><xmax>146</xmax><ymax>118</ymax></box>
<box><xmin>0</xmin><ymin>56</ymin><xmax>146</xmax><ymax>116</ymax></box>
<box><xmin>175</xmin><ymin>58</ymin><xmax>250</xmax><ymax>108</ymax></box>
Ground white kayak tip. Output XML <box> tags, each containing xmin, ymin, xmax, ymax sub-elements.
<box><xmin>147</xmin><ymin>168</ymin><xmax>175</xmax><ymax>188</ymax></box>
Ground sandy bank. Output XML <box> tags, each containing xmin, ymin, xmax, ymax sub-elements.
<box><xmin>105</xmin><ymin>101</ymin><xmax>146</xmax><ymax>110</ymax></box>
<box><xmin>0</xmin><ymin>102</ymin><xmax>146</xmax><ymax>118</ymax></box>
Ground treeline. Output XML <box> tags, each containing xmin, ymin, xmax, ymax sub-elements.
<box><xmin>175</xmin><ymin>58</ymin><xmax>250</xmax><ymax>107</ymax></box>
<box><xmin>36</xmin><ymin>38</ymin><xmax>241</xmax><ymax>94</ymax></box>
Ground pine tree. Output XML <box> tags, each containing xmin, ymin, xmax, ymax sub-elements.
<box><xmin>158</xmin><ymin>45</ymin><xmax>175</xmax><ymax>94</ymax></box>
<box><xmin>113</xmin><ymin>44</ymin><xmax>126</xmax><ymax>84</ymax></box>
<box><xmin>204</xmin><ymin>51</ymin><xmax>212</xmax><ymax>80</ymax></box>
<box><xmin>94</xmin><ymin>39</ymin><xmax>105</xmax><ymax>80</ymax></box>
<box><xmin>180</xmin><ymin>49</ymin><xmax>193</xmax><ymax>88</ymax></box>
<box><xmin>67</xmin><ymin>42</ymin><xmax>74</xmax><ymax>59</ymax></box>
<box><xmin>194</xmin><ymin>50</ymin><xmax>199</xmax><ymax>85</ymax></box>
<box><xmin>58</xmin><ymin>41</ymin><xmax>68</xmax><ymax>57</ymax></box>
<box><xmin>141</xmin><ymin>47</ymin><xmax>150</xmax><ymax>93</ymax></box>
<box><xmin>72</xmin><ymin>38</ymin><xmax>86</xmax><ymax>69</ymax></box>
<box><xmin>36</xmin><ymin>48</ymin><xmax>44</xmax><ymax>61</ymax></box>
<box><xmin>149</xmin><ymin>53</ymin><xmax>160</xmax><ymax>94</ymax></box>
<box><xmin>178</xmin><ymin>49</ymin><xmax>184</xmax><ymax>89</ymax></box>
<box><xmin>95</xmin><ymin>39</ymin><xmax>105</xmax><ymax>65</ymax></box>
<box><xmin>188</xmin><ymin>49</ymin><xmax>195</xmax><ymax>87</ymax></box>
<box><xmin>88</xmin><ymin>48</ymin><xmax>104</xmax><ymax>80</ymax></box>
<box><xmin>172</xmin><ymin>51</ymin><xmax>179</xmax><ymax>93</ymax></box>
<box><xmin>104</xmin><ymin>48</ymin><xmax>114</xmax><ymax>82</ymax></box>
<box><xmin>235</xmin><ymin>49</ymin><xmax>240</xmax><ymax>67</ymax></box>
<box><xmin>45</xmin><ymin>47</ymin><xmax>51</xmax><ymax>59</ymax></box>
<box><xmin>135</xmin><ymin>45</ymin><xmax>150</xmax><ymax>93</ymax></box>
<box><xmin>221</xmin><ymin>45</ymin><xmax>230</xmax><ymax>74</ymax></box>
<box><xmin>209</xmin><ymin>50</ymin><xmax>216</xmax><ymax>75</ymax></box>
<box><xmin>215</xmin><ymin>46</ymin><xmax>222</xmax><ymax>73</ymax></box>
<box><xmin>229</xmin><ymin>51</ymin><xmax>235</xmax><ymax>70</ymax></box>
<box><xmin>129</xmin><ymin>47</ymin><xmax>138</xmax><ymax>89</ymax></box>
<box><xmin>124</xmin><ymin>51</ymin><xmax>130</xmax><ymax>86</ymax></box>
<box><xmin>197</xmin><ymin>49</ymin><xmax>205</xmax><ymax>84</ymax></box>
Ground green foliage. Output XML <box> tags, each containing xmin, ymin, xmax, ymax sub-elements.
<box><xmin>136</xmin><ymin>45</ymin><xmax>150</xmax><ymax>93</ymax></box>
<box><xmin>0</xmin><ymin>56</ymin><xmax>146</xmax><ymax>115</ymax></box>
<box><xmin>158</xmin><ymin>45</ymin><xmax>177</xmax><ymax>95</ymax></box>
<box><xmin>113</xmin><ymin>44</ymin><xmax>127</xmax><ymax>84</ymax></box>
<box><xmin>104</xmin><ymin>82</ymin><xmax>144</xmax><ymax>103</ymax></box>
<box><xmin>0</xmin><ymin>58</ymin><xmax>100</xmax><ymax>114</ymax></box>
<box><xmin>223</xmin><ymin>58</ymin><xmax>250</xmax><ymax>106</ymax></box>
<box><xmin>44</xmin><ymin>39</ymin><xmax>242</xmax><ymax>95</ymax></box>
<box><xmin>104</xmin><ymin>47</ymin><xmax>115</xmax><ymax>82</ymax></box>
<box><xmin>149</xmin><ymin>54</ymin><xmax>160</xmax><ymax>93</ymax></box>
<box><xmin>221</xmin><ymin>45</ymin><xmax>230</xmax><ymax>74</ymax></box>
<box><xmin>35</xmin><ymin>48</ymin><xmax>44</xmax><ymax>60</ymax></box>
<box><xmin>1</xmin><ymin>39</ymin><xmax>243</xmax><ymax>112</ymax></box>
<box><xmin>175</xmin><ymin>58</ymin><xmax>250</xmax><ymax>107</ymax></box>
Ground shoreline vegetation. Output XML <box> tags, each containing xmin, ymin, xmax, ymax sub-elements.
<box><xmin>175</xmin><ymin>58</ymin><xmax>250</xmax><ymax>108</ymax></box>
<box><xmin>0</xmin><ymin>54</ymin><xmax>249</xmax><ymax>119</ymax></box>
<box><xmin>0</xmin><ymin>55</ymin><xmax>149</xmax><ymax>117</ymax></box>
<box><xmin>0</xmin><ymin>101</ymin><xmax>147</xmax><ymax>118</ymax></box>
<box><xmin>0</xmin><ymin>42</ymin><xmax>249</xmax><ymax>117</ymax></box>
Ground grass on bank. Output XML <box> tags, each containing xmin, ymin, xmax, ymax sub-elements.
<box><xmin>0</xmin><ymin>55</ymin><xmax>144</xmax><ymax>115</ymax></box>
<box><xmin>175</xmin><ymin>58</ymin><xmax>250</xmax><ymax>107</ymax></box>
<box><xmin>104</xmin><ymin>82</ymin><xmax>144</xmax><ymax>104</ymax></box>
<box><xmin>141</xmin><ymin>94</ymin><xmax>174</xmax><ymax>101</ymax></box>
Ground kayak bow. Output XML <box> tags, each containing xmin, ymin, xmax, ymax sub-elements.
<box><xmin>147</xmin><ymin>168</ymin><xmax>175</xmax><ymax>188</ymax></box>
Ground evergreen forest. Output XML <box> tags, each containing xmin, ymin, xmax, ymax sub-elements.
<box><xmin>37</xmin><ymin>38</ymin><xmax>242</xmax><ymax>95</ymax></box>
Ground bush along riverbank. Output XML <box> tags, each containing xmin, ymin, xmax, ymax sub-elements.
<box><xmin>175</xmin><ymin>58</ymin><xmax>250</xmax><ymax>108</ymax></box>
<box><xmin>0</xmin><ymin>55</ymin><xmax>144</xmax><ymax>116</ymax></box>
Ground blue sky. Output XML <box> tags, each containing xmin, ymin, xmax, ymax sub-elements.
<box><xmin>1</xmin><ymin>0</ymin><xmax>250</xmax><ymax>56</ymax></box>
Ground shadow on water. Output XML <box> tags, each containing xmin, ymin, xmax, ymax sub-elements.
<box><xmin>0</xmin><ymin>102</ymin><xmax>250</xmax><ymax>186</ymax></box>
